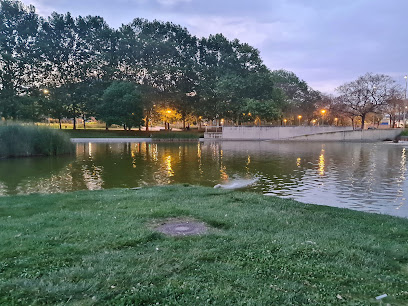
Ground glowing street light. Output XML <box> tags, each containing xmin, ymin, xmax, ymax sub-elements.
<box><xmin>43</xmin><ymin>89</ymin><xmax>49</xmax><ymax>94</ymax></box>
<box><xmin>334</xmin><ymin>117</ymin><xmax>338</xmax><ymax>126</ymax></box>
<box><xmin>321</xmin><ymin>109</ymin><xmax>326</xmax><ymax>125</ymax></box>
<box><xmin>283</xmin><ymin>119</ymin><xmax>287</xmax><ymax>126</ymax></box>
<box><xmin>298</xmin><ymin>115</ymin><xmax>302</xmax><ymax>126</ymax></box>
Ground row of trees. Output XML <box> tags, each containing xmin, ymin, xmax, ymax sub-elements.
<box><xmin>0</xmin><ymin>0</ymin><xmax>325</xmax><ymax>129</ymax></box>
<box><xmin>0</xmin><ymin>1</ymin><xmax>405</xmax><ymax>130</ymax></box>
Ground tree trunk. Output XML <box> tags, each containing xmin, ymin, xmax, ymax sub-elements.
<box><xmin>59</xmin><ymin>118</ymin><xmax>62</xmax><ymax>129</ymax></box>
<box><xmin>183</xmin><ymin>118</ymin><xmax>186</xmax><ymax>130</ymax></box>
<box><xmin>351</xmin><ymin>117</ymin><xmax>355</xmax><ymax>130</ymax></box>
<box><xmin>145</xmin><ymin>115</ymin><xmax>149</xmax><ymax>131</ymax></box>
<box><xmin>73</xmin><ymin>116</ymin><xmax>76</xmax><ymax>130</ymax></box>
<box><xmin>361</xmin><ymin>114</ymin><xmax>366</xmax><ymax>129</ymax></box>
<box><xmin>105</xmin><ymin>123</ymin><xmax>109</xmax><ymax>130</ymax></box>
<box><xmin>83</xmin><ymin>114</ymin><xmax>86</xmax><ymax>129</ymax></box>
<box><xmin>123</xmin><ymin>124</ymin><xmax>126</xmax><ymax>130</ymax></box>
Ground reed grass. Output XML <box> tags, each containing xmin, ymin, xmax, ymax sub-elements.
<box><xmin>0</xmin><ymin>124</ymin><xmax>74</xmax><ymax>158</ymax></box>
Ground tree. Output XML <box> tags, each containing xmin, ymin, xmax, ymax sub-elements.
<box><xmin>196</xmin><ymin>34</ymin><xmax>268</xmax><ymax>122</ymax></box>
<box><xmin>270</xmin><ymin>70</ymin><xmax>310</xmax><ymax>124</ymax></box>
<box><xmin>0</xmin><ymin>0</ymin><xmax>39</xmax><ymax>119</ymax></box>
<box><xmin>336</xmin><ymin>73</ymin><xmax>398</xmax><ymax>129</ymax></box>
<box><xmin>383</xmin><ymin>88</ymin><xmax>404</xmax><ymax>128</ymax></box>
<box><xmin>99</xmin><ymin>82</ymin><xmax>143</xmax><ymax>130</ymax></box>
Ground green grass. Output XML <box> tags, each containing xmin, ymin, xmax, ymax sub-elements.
<box><xmin>63</xmin><ymin>129</ymin><xmax>202</xmax><ymax>139</ymax></box>
<box><xmin>150</xmin><ymin>131</ymin><xmax>203</xmax><ymax>139</ymax></box>
<box><xmin>0</xmin><ymin>125</ymin><xmax>74</xmax><ymax>158</ymax></box>
<box><xmin>399</xmin><ymin>129</ymin><xmax>408</xmax><ymax>136</ymax></box>
<box><xmin>1</xmin><ymin>186</ymin><xmax>407</xmax><ymax>305</ymax></box>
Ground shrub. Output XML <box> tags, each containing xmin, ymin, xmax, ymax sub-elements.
<box><xmin>0</xmin><ymin>124</ymin><xmax>74</xmax><ymax>158</ymax></box>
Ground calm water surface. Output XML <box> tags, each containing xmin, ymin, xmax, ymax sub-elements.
<box><xmin>0</xmin><ymin>141</ymin><xmax>407</xmax><ymax>218</ymax></box>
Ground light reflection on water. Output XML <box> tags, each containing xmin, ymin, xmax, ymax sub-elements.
<box><xmin>0</xmin><ymin>141</ymin><xmax>407</xmax><ymax>218</ymax></box>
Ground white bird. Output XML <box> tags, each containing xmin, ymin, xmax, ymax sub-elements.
<box><xmin>214</xmin><ymin>178</ymin><xmax>258</xmax><ymax>190</ymax></box>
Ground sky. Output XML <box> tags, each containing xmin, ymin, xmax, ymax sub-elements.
<box><xmin>23</xmin><ymin>0</ymin><xmax>408</xmax><ymax>93</ymax></box>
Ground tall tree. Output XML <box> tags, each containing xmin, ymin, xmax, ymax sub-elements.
<box><xmin>336</xmin><ymin>73</ymin><xmax>398</xmax><ymax>129</ymax></box>
<box><xmin>0</xmin><ymin>0</ymin><xmax>39</xmax><ymax>119</ymax></box>
<box><xmin>99</xmin><ymin>81</ymin><xmax>143</xmax><ymax>130</ymax></box>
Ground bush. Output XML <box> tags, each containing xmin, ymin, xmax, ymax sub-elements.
<box><xmin>400</xmin><ymin>129</ymin><xmax>408</xmax><ymax>136</ymax></box>
<box><xmin>0</xmin><ymin>124</ymin><xmax>74</xmax><ymax>158</ymax></box>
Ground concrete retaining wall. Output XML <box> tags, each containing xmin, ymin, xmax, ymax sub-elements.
<box><xmin>290</xmin><ymin>129</ymin><xmax>401</xmax><ymax>141</ymax></box>
<box><xmin>221</xmin><ymin>126</ymin><xmax>353</xmax><ymax>140</ymax></box>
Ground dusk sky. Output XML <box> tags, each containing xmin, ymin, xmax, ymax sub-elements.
<box><xmin>24</xmin><ymin>0</ymin><xmax>408</xmax><ymax>93</ymax></box>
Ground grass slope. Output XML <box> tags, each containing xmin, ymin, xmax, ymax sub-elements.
<box><xmin>0</xmin><ymin>186</ymin><xmax>407</xmax><ymax>305</ymax></box>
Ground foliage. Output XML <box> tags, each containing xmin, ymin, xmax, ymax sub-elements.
<box><xmin>0</xmin><ymin>124</ymin><xmax>74</xmax><ymax>158</ymax></box>
<box><xmin>336</xmin><ymin>73</ymin><xmax>401</xmax><ymax>129</ymax></box>
<box><xmin>0</xmin><ymin>0</ymin><xmax>39</xmax><ymax>120</ymax></box>
<box><xmin>0</xmin><ymin>186</ymin><xmax>408</xmax><ymax>304</ymax></box>
<box><xmin>99</xmin><ymin>81</ymin><xmax>144</xmax><ymax>129</ymax></box>
<box><xmin>156</xmin><ymin>107</ymin><xmax>182</xmax><ymax>124</ymax></box>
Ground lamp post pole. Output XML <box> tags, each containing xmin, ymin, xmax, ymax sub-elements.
<box><xmin>321</xmin><ymin>109</ymin><xmax>326</xmax><ymax>126</ymax></box>
<box><xmin>404</xmin><ymin>75</ymin><xmax>407</xmax><ymax>129</ymax></box>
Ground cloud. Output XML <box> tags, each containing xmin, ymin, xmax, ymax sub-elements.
<box><xmin>157</xmin><ymin>0</ymin><xmax>192</xmax><ymax>6</ymax></box>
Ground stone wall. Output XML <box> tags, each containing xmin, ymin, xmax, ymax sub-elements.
<box><xmin>221</xmin><ymin>126</ymin><xmax>353</xmax><ymax>140</ymax></box>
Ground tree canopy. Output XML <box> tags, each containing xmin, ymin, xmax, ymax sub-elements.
<box><xmin>5</xmin><ymin>0</ymin><xmax>395</xmax><ymax>129</ymax></box>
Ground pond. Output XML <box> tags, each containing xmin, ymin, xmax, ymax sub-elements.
<box><xmin>0</xmin><ymin>141</ymin><xmax>407</xmax><ymax>218</ymax></box>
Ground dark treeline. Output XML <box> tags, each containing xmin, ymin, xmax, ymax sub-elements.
<box><xmin>0</xmin><ymin>0</ymin><xmax>324</xmax><ymax>130</ymax></box>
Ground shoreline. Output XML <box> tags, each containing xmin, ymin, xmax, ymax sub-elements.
<box><xmin>70</xmin><ymin>138</ymin><xmax>200</xmax><ymax>143</ymax></box>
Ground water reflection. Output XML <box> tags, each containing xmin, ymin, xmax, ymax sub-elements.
<box><xmin>0</xmin><ymin>141</ymin><xmax>407</xmax><ymax>218</ymax></box>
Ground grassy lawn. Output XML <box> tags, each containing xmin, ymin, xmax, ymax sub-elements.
<box><xmin>1</xmin><ymin>186</ymin><xmax>407</xmax><ymax>305</ymax></box>
<box><xmin>62</xmin><ymin>129</ymin><xmax>202</xmax><ymax>139</ymax></box>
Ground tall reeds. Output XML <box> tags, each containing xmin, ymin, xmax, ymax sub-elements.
<box><xmin>0</xmin><ymin>124</ymin><xmax>74</xmax><ymax>158</ymax></box>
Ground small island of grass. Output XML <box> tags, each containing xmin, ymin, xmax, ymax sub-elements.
<box><xmin>1</xmin><ymin>186</ymin><xmax>407</xmax><ymax>305</ymax></box>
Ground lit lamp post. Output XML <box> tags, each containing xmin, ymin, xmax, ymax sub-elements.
<box><xmin>298</xmin><ymin>115</ymin><xmax>302</xmax><ymax>126</ymax></box>
<box><xmin>42</xmin><ymin>89</ymin><xmax>50</xmax><ymax>124</ymax></box>
<box><xmin>321</xmin><ymin>109</ymin><xmax>326</xmax><ymax>125</ymax></box>
<box><xmin>283</xmin><ymin>119</ymin><xmax>287</xmax><ymax>126</ymax></box>
<box><xmin>404</xmin><ymin>75</ymin><xmax>407</xmax><ymax>129</ymax></box>
<box><xmin>334</xmin><ymin>117</ymin><xmax>338</xmax><ymax>126</ymax></box>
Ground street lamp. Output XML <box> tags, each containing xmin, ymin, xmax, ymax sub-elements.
<box><xmin>334</xmin><ymin>117</ymin><xmax>338</xmax><ymax>126</ymax></box>
<box><xmin>43</xmin><ymin>89</ymin><xmax>49</xmax><ymax>95</ymax></box>
<box><xmin>321</xmin><ymin>109</ymin><xmax>326</xmax><ymax>125</ymax></box>
<box><xmin>283</xmin><ymin>119</ymin><xmax>287</xmax><ymax>126</ymax></box>
<box><xmin>298</xmin><ymin>115</ymin><xmax>302</xmax><ymax>126</ymax></box>
<box><xmin>404</xmin><ymin>75</ymin><xmax>407</xmax><ymax>129</ymax></box>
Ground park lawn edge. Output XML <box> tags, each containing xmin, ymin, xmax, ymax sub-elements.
<box><xmin>0</xmin><ymin>185</ymin><xmax>407</xmax><ymax>305</ymax></box>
